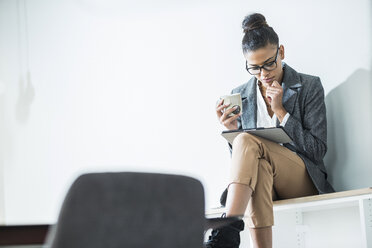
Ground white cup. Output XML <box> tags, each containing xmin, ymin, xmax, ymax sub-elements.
<box><xmin>220</xmin><ymin>93</ymin><xmax>242</xmax><ymax>117</ymax></box>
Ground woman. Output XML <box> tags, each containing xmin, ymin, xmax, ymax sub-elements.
<box><xmin>207</xmin><ymin>13</ymin><xmax>334</xmax><ymax>248</ymax></box>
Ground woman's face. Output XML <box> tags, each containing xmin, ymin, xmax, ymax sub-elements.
<box><xmin>244</xmin><ymin>44</ymin><xmax>285</xmax><ymax>88</ymax></box>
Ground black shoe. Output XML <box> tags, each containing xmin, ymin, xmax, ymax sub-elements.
<box><xmin>204</xmin><ymin>215</ymin><xmax>244</xmax><ymax>248</ymax></box>
<box><xmin>220</xmin><ymin>187</ymin><xmax>228</xmax><ymax>207</ymax></box>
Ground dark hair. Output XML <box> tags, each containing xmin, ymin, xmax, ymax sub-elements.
<box><xmin>242</xmin><ymin>13</ymin><xmax>279</xmax><ymax>52</ymax></box>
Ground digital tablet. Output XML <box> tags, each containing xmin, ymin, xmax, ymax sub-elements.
<box><xmin>221</xmin><ymin>127</ymin><xmax>292</xmax><ymax>145</ymax></box>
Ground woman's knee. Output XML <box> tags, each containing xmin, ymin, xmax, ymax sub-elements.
<box><xmin>232</xmin><ymin>133</ymin><xmax>259</xmax><ymax>148</ymax></box>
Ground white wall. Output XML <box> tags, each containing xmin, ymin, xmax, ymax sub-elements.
<box><xmin>0</xmin><ymin>0</ymin><xmax>371</xmax><ymax>224</ymax></box>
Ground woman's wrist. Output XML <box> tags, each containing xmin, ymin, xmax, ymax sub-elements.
<box><xmin>275</xmin><ymin>107</ymin><xmax>288</xmax><ymax>122</ymax></box>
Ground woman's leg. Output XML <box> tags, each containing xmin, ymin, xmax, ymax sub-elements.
<box><xmin>225</xmin><ymin>133</ymin><xmax>317</xmax><ymax>248</ymax></box>
<box><xmin>225</xmin><ymin>183</ymin><xmax>252</xmax><ymax>217</ymax></box>
<box><xmin>225</xmin><ymin>183</ymin><xmax>272</xmax><ymax>248</ymax></box>
<box><xmin>229</xmin><ymin>157</ymin><xmax>274</xmax><ymax>248</ymax></box>
<box><xmin>249</xmin><ymin>227</ymin><xmax>272</xmax><ymax>248</ymax></box>
<box><xmin>224</xmin><ymin>133</ymin><xmax>275</xmax><ymax>248</ymax></box>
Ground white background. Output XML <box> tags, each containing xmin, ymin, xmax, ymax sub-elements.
<box><xmin>0</xmin><ymin>0</ymin><xmax>371</xmax><ymax>224</ymax></box>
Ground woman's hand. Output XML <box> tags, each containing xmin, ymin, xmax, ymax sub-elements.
<box><xmin>216</xmin><ymin>99</ymin><xmax>241</xmax><ymax>130</ymax></box>
<box><xmin>266</xmin><ymin>81</ymin><xmax>287</xmax><ymax>122</ymax></box>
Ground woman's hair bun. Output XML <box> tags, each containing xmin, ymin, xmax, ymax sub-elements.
<box><xmin>242</xmin><ymin>13</ymin><xmax>268</xmax><ymax>33</ymax></box>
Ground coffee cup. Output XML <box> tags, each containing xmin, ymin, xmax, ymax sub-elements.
<box><xmin>219</xmin><ymin>93</ymin><xmax>242</xmax><ymax>117</ymax></box>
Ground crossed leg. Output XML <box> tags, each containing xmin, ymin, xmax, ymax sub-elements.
<box><xmin>225</xmin><ymin>133</ymin><xmax>318</xmax><ymax>248</ymax></box>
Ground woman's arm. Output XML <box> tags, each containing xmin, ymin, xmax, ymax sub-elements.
<box><xmin>283</xmin><ymin>77</ymin><xmax>327</xmax><ymax>163</ymax></box>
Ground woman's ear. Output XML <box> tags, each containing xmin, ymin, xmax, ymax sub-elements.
<box><xmin>279</xmin><ymin>44</ymin><xmax>285</xmax><ymax>60</ymax></box>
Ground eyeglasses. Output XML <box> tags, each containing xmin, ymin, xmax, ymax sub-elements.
<box><xmin>245</xmin><ymin>48</ymin><xmax>279</xmax><ymax>75</ymax></box>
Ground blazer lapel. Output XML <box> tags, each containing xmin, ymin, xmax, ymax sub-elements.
<box><xmin>281</xmin><ymin>64</ymin><xmax>302</xmax><ymax>116</ymax></box>
<box><xmin>240</xmin><ymin>77</ymin><xmax>257</xmax><ymax>129</ymax></box>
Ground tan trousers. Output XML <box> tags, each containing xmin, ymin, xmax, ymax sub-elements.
<box><xmin>229</xmin><ymin>133</ymin><xmax>318</xmax><ymax>228</ymax></box>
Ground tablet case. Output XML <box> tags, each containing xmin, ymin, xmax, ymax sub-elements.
<box><xmin>221</xmin><ymin>127</ymin><xmax>292</xmax><ymax>145</ymax></box>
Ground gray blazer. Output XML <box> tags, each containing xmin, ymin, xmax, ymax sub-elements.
<box><xmin>230</xmin><ymin>63</ymin><xmax>334</xmax><ymax>194</ymax></box>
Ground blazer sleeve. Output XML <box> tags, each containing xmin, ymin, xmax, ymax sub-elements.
<box><xmin>283</xmin><ymin>77</ymin><xmax>327</xmax><ymax>163</ymax></box>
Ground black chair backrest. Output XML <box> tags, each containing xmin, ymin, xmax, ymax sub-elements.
<box><xmin>46</xmin><ymin>172</ymin><xmax>205</xmax><ymax>248</ymax></box>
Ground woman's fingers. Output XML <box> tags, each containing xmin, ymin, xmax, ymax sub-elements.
<box><xmin>220</xmin><ymin>106</ymin><xmax>240</xmax><ymax>123</ymax></box>
<box><xmin>271</xmin><ymin>80</ymin><xmax>280</xmax><ymax>87</ymax></box>
<box><xmin>222</xmin><ymin>112</ymin><xmax>241</xmax><ymax>126</ymax></box>
<box><xmin>216</xmin><ymin>98</ymin><xmax>224</xmax><ymax>108</ymax></box>
<box><xmin>266</xmin><ymin>91</ymin><xmax>273</xmax><ymax>97</ymax></box>
<box><xmin>216</xmin><ymin>103</ymin><xmax>231</xmax><ymax>119</ymax></box>
<box><xmin>216</xmin><ymin>103</ymin><xmax>230</xmax><ymax>112</ymax></box>
<box><xmin>267</xmin><ymin>82</ymin><xmax>283</xmax><ymax>96</ymax></box>
<box><xmin>266</xmin><ymin>88</ymin><xmax>281</xmax><ymax>94</ymax></box>
<box><xmin>221</xmin><ymin>105</ymin><xmax>238</xmax><ymax>118</ymax></box>
<box><xmin>266</xmin><ymin>88</ymin><xmax>282</xmax><ymax>99</ymax></box>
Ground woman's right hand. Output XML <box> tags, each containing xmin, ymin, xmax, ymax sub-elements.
<box><xmin>216</xmin><ymin>99</ymin><xmax>241</xmax><ymax>130</ymax></box>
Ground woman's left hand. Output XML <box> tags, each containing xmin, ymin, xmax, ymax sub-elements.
<box><xmin>266</xmin><ymin>81</ymin><xmax>287</xmax><ymax>121</ymax></box>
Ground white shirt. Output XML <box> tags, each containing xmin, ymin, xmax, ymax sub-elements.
<box><xmin>256</xmin><ymin>82</ymin><xmax>290</xmax><ymax>128</ymax></box>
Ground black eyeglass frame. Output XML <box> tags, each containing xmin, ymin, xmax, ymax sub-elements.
<box><xmin>245</xmin><ymin>47</ymin><xmax>280</xmax><ymax>75</ymax></box>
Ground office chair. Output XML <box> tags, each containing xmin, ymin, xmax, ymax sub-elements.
<box><xmin>45</xmin><ymin>172</ymin><xmax>239</xmax><ymax>248</ymax></box>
